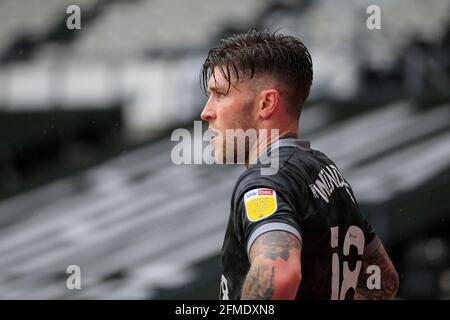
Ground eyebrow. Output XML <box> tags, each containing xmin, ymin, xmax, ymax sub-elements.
<box><xmin>207</xmin><ymin>85</ymin><xmax>224</xmax><ymax>94</ymax></box>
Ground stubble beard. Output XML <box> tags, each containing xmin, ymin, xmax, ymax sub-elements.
<box><xmin>219</xmin><ymin>121</ymin><xmax>257</xmax><ymax>165</ymax></box>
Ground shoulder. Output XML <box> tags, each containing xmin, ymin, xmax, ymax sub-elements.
<box><xmin>232</xmin><ymin>148</ymin><xmax>308</xmax><ymax>202</ymax></box>
<box><xmin>233</xmin><ymin>160</ymin><xmax>289</xmax><ymax>201</ymax></box>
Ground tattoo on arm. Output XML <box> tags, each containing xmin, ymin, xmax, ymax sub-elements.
<box><xmin>241</xmin><ymin>264</ymin><xmax>275</xmax><ymax>299</ymax></box>
<box><xmin>354</xmin><ymin>244</ymin><xmax>399</xmax><ymax>300</ymax></box>
<box><xmin>248</xmin><ymin>230</ymin><xmax>301</xmax><ymax>262</ymax></box>
<box><xmin>241</xmin><ymin>231</ymin><xmax>301</xmax><ymax>299</ymax></box>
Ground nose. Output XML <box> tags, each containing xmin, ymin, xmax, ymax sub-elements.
<box><xmin>200</xmin><ymin>98</ymin><xmax>215</xmax><ymax>122</ymax></box>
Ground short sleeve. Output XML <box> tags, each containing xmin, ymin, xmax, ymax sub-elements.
<box><xmin>235</xmin><ymin>187</ymin><xmax>302</xmax><ymax>257</ymax></box>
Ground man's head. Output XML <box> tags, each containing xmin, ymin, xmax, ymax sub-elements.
<box><xmin>200</xmin><ymin>30</ymin><xmax>313</xmax><ymax>164</ymax></box>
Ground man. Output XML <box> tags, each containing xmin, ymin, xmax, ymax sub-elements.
<box><xmin>200</xmin><ymin>30</ymin><xmax>399</xmax><ymax>300</ymax></box>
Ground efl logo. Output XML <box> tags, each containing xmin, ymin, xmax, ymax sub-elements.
<box><xmin>258</xmin><ymin>189</ymin><xmax>273</xmax><ymax>196</ymax></box>
<box><xmin>244</xmin><ymin>188</ymin><xmax>278</xmax><ymax>222</ymax></box>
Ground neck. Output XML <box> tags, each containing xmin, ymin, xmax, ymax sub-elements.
<box><xmin>246</xmin><ymin>127</ymin><xmax>299</xmax><ymax>168</ymax></box>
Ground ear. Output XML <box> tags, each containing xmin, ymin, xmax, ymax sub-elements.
<box><xmin>258</xmin><ymin>89</ymin><xmax>279</xmax><ymax>119</ymax></box>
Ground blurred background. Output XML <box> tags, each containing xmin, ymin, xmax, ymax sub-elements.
<box><xmin>0</xmin><ymin>0</ymin><xmax>449</xmax><ymax>299</ymax></box>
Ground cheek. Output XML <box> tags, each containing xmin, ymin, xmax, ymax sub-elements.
<box><xmin>237</xmin><ymin>100</ymin><xmax>256</xmax><ymax>128</ymax></box>
<box><xmin>216</xmin><ymin>104</ymin><xmax>237</xmax><ymax>126</ymax></box>
<box><xmin>216</xmin><ymin>97</ymin><xmax>255</xmax><ymax>129</ymax></box>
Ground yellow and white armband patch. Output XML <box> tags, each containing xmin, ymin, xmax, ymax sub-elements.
<box><xmin>244</xmin><ymin>188</ymin><xmax>277</xmax><ymax>222</ymax></box>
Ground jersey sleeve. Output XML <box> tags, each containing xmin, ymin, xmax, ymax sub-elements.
<box><xmin>234</xmin><ymin>185</ymin><xmax>302</xmax><ymax>258</ymax></box>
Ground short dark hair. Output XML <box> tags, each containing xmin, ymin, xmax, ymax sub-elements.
<box><xmin>201</xmin><ymin>29</ymin><xmax>313</xmax><ymax>116</ymax></box>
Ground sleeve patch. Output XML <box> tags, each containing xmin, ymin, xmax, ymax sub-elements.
<box><xmin>244</xmin><ymin>188</ymin><xmax>278</xmax><ymax>222</ymax></box>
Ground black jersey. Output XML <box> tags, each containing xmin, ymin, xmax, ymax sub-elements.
<box><xmin>219</xmin><ymin>137</ymin><xmax>380</xmax><ymax>300</ymax></box>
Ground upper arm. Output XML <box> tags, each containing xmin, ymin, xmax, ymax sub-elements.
<box><xmin>241</xmin><ymin>230</ymin><xmax>302</xmax><ymax>300</ymax></box>
<box><xmin>355</xmin><ymin>242</ymin><xmax>399</xmax><ymax>300</ymax></box>
<box><xmin>234</xmin><ymin>182</ymin><xmax>303</xmax><ymax>299</ymax></box>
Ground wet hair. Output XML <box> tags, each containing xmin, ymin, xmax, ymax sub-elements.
<box><xmin>201</xmin><ymin>29</ymin><xmax>313</xmax><ymax>116</ymax></box>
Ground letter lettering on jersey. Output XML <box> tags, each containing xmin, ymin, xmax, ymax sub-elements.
<box><xmin>258</xmin><ymin>189</ymin><xmax>273</xmax><ymax>196</ymax></box>
<box><xmin>319</xmin><ymin>171</ymin><xmax>333</xmax><ymax>196</ymax></box>
<box><xmin>245</xmin><ymin>190</ymin><xmax>258</xmax><ymax>200</ymax></box>
<box><xmin>322</xmin><ymin>171</ymin><xmax>335</xmax><ymax>195</ymax></box>
<box><xmin>310</xmin><ymin>165</ymin><xmax>356</xmax><ymax>204</ymax></box>
<box><xmin>330</xmin><ymin>226</ymin><xmax>365</xmax><ymax>299</ymax></box>
<box><xmin>220</xmin><ymin>274</ymin><xmax>229</xmax><ymax>300</ymax></box>
<box><xmin>330</xmin><ymin>227</ymin><xmax>340</xmax><ymax>300</ymax></box>
<box><xmin>366</xmin><ymin>265</ymin><xmax>381</xmax><ymax>289</ymax></box>
<box><xmin>311</xmin><ymin>179</ymin><xmax>330</xmax><ymax>203</ymax></box>
<box><xmin>325</xmin><ymin>166</ymin><xmax>342</xmax><ymax>190</ymax></box>
<box><xmin>244</xmin><ymin>188</ymin><xmax>277</xmax><ymax>222</ymax></box>
<box><xmin>339</xmin><ymin>226</ymin><xmax>364</xmax><ymax>299</ymax></box>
